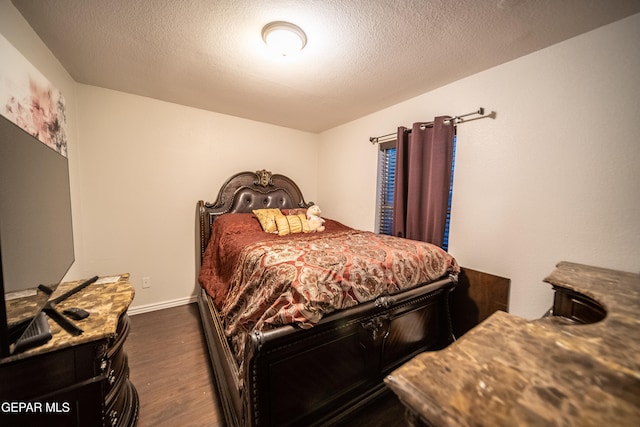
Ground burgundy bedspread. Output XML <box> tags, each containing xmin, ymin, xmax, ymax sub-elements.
<box><xmin>198</xmin><ymin>213</ymin><xmax>459</xmax><ymax>337</ymax></box>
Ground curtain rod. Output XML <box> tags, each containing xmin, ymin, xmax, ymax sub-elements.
<box><xmin>369</xmin><ymin>107</ymin><xmax>485</xmax><ymax>144</ymax></box>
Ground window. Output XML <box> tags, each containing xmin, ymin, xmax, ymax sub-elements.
<box><xmin>375</xmin><ymin>136</ymin><xmax>457</xmax><ymax>251</ymax></box>
<box><xmin>375</xmin><ymin>141</ymin><xmax>396</xmax><ymax>236</ymax></box>
<box><xmin>442</xmin><ymin>135</ymin><xmax>457</xmax><ymax>251</ymax></box>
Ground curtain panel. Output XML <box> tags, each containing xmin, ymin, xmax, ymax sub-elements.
<box><xmin>392</xmin><ymin>116</ymin><xmax>454</xmax><ymax>246</ymax></box>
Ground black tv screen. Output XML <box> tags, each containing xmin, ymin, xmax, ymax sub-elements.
<box><xmin>0</xmin><ymin>114</ymin><xmax>74</xmax><ymax>357</ymax></box>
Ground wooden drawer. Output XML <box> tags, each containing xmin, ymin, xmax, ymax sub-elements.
<box><xmin>0</xmin><ymin>340</ymin><xmax>106</xmax><ymax>400</ymax></box>
<box><xmin>552</xmin><ymin>287</ymin><xmax>606</xmax><ymax>324</ymax></box>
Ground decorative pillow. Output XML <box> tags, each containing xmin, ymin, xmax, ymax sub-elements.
<box><xmin>281</xmin><ymin>208</ymin><xmax>308</xmax><ymax>216</ymax></box>
<box><xmin>276</xmin><ymin>214</ymin><xmax>310</xmax><ymax>236</ymax></box>
<box><xmin>252</xmin><ymin>208</ymin><xmax>283</xmax><ymax>233</ymax></box>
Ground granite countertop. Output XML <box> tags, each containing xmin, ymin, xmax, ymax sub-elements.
<box><xmin>385</xmin><ymin>262</ymin><xmax>640</xmax><ymax>427</ymax></box>
<box><xmin>2</xmin><ymin>274</ymin><xmax>134</xmax><ymax>364</ymax></box>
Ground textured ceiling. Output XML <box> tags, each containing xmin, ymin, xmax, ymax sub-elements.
<box><xmin>11</xmin><ymin>0</ymin><xmax>640</xmax><ymax>133</ymax></box>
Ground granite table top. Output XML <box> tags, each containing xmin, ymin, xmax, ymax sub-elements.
<box><xmin>1</xmin><ymin>274</ymin><xmax>134</xmax><ymax>364</ymax></box>
<box><xmin>385</xmin><ymin>262</ymin><xmax>640</xmax><ymax>427</ymax></box>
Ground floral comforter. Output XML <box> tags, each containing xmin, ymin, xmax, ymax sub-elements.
<box><xmin>198</xmin><ymin>213</ymin><xmax>459</xmax><ymax>337</ymax></box>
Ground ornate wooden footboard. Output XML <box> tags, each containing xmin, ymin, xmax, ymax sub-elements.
<box><xmin>198</xmin><ymin>276</ymin><xmax>455</xmax><ymax>426</ymax></box>
<box><xmin>196</xmin><ymin>170</ymin><xmax>457</xmax><ymax>426</ymax></box>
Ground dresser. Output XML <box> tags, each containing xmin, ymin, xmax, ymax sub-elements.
<box><xmin>385</xmin><ymin>262</ymin><xmax>640</xmax><ymax>427</ymax></box>
<box><xmin>0</xmin><ymin>274</ymin><xmax>139</xmax><ymax>427</ymax></box>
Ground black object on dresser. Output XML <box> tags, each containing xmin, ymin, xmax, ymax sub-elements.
<box><xmin>0</xmin><ymin>275</ymin><xmax>138</xmax><ymax>427</ymax></box>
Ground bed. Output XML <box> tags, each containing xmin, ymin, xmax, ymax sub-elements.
<box><xmin>196</xmin><ymin>169</ymin><xmax>459</xmax><ymax>426</ymax></box>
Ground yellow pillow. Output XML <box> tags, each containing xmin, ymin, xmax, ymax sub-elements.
<box><xmin>276</xmin><ymin>214</ymin><xmax>310</xmax><ymax>236</ymax></box>
<box><xmin>252</xmin><ymin>208</ymin><xmax>283</xmax><ymax>233</ymax></box>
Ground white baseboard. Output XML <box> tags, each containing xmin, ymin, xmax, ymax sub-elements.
<box><xmin>127</xmin><ymin>295</ymin><xmax>198</xmax><ymax>316</ymax></box>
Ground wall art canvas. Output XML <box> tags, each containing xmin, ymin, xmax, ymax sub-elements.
<box><xmin>0</xmin><ymin>34</ymin><xmax>67</xmax><ymax>157</ymax></box>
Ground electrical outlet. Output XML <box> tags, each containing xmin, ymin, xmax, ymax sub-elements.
<box><xmin>142</xmin><ymin>277</ymin><xmax>151</xmax><ymax>289</ymax></box>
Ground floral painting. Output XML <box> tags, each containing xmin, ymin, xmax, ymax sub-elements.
<box><xmin>0</xmin><ymin>35</ymin><xmax>67</xmax><ymax>157</ymax></box>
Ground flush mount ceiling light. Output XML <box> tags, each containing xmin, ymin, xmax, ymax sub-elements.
<box><xmin>261</xmin><ymin>21</ymin><xmax>307</xmax><ymax>57</ymax></box>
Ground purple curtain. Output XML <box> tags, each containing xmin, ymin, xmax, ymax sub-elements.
<box><xmin>392</xmin><ymin>116</ymin><xmax>454</xmax><ymax>246</ymax></box>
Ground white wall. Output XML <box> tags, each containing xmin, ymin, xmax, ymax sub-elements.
<box><xmin>75</xmin><ymin>86</ymin><xmax>319</xmax><ymax>311</ymax></box>
<box><xmin>4</xmin><ymin>0</ymin><xmax>638</xmax><ymax>318</ymax></box>
<box><xmin>0</xmin><ymin>0</ymin><xmax>84</xmax><ymax>280</ymax></box>
<box><xmin>318</xmin><ymin>13</ymin><xmax>640</xmax><ymax>319</ymax></box>
<box><xmin>2</xmin><ymin>0</ymin><xmax>320</xmax><ymax>312</ymax></box>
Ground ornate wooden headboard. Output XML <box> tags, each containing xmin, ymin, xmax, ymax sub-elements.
<box><xmin>197</xmin><ymin>169</ymin><xmax>312</xmax><ymax>262</ymax></box>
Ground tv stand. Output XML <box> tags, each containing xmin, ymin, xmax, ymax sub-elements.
<box><xmin>11</xmin><ymin>311</ymin><xmax>52</xmax><ymax>354</ymax></box>
<box><xmin>0</xmin><ymin>274</ymin><xmax>139</xmax><ymax>426</ymax></box>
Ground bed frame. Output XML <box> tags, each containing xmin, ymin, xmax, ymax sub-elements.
<box><xmin>197</xmin><ymin>169</ymin><xmax>457</xmax><ymax>426</ymax></box>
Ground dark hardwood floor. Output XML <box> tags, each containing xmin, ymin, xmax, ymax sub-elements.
<box><xmin>126</xmin><ymin>303</ymin><xmax>224</xmax><ymax>427</ymax></box>
<box><xmin>126</xmin><ymin>303</ymin><xmax>407</xmax><ymax>426</ymax></box>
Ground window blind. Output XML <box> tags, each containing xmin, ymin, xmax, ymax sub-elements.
<box><xmin>376</xmin><ymin>141</ymin><xmax>396</xmax><ymax>235</ymax></box>
<box><xmin>442</xmin><ymin>135</ymin><xmax>457</xmax><ymax>251</ymax></box>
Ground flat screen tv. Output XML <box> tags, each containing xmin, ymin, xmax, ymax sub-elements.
<box><xmin>0</xmin><ymin>114</ymin><xmax>75</xmax><ymax>357</ymax></box>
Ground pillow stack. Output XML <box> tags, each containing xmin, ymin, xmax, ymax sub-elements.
<box><xmin>253</xmin><ymin>208</ymin><xmax>311</xmax><ymax>236</ymax></box>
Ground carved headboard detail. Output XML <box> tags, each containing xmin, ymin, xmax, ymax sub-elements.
<box><xmin>197</xmin><ymin>170</ymin><xmax>312</xmax><ymax>262</ymax></box>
